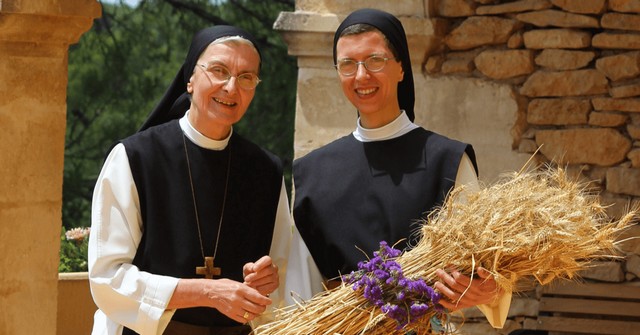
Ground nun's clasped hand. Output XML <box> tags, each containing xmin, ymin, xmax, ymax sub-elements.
<box><xmin>203</xmin><ymin>278</ymin><xmax>270</xmax><ymax>324</ymax></box>
<box><xmin>243</xmin><ymin>255</ymin><xmax>279</xmax><ymax>297</ymax></box>
<box><xmin>434</xmin><ymin>266</ymin><xmax>501</xmax><ymax>311</ymax></box>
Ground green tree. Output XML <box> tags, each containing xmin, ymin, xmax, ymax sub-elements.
<box><xmin>62</xmin><ymin>0</ymin><xmax>296</xmax><ymax>270</ymax></box>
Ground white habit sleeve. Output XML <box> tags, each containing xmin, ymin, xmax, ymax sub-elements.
<box><xmin>88</xmin><ymin>143</ymin><xmax>179</xmax><ymax>335</ymax></box>
<box><xmin>251</xmin><ymin>178</ymin><xmax>294</xmax><ymax>327</ymax></box>
<box><xmin>283</xmin><ymin>225</ymin><xmax>325</xmax><ymax>305</ymax></box>
<box><xmin>282</xmin><ymin>177</ymin><xmax>325</xmax><ymax>307</ymax></box>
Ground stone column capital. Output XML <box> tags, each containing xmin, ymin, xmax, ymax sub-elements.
<box><xmin>0</xmin><ymin>0</ymin><xmax>101</xmax><ymax>45</ymax></box>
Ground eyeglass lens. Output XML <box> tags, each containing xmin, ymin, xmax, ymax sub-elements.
<box><xmin>200</xmin><ymin>64</ymin><xmax>260</xmax><ymax>89</ymax></box>
<box><xmin>337</xmin><ymin>56</ymin><xmax>387</xmax><ymax>75</ymax></box>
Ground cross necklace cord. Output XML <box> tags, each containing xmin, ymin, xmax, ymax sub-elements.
<box><xmin>183</xmin><ymin>133</ymin><xmax>231</xmax><ymax>279</ymax></box>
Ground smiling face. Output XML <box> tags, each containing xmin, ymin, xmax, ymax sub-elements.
<box><xmin>335</xmin><ymin>30</ymin><xmax>404</xmax><ymax>129</ymax></box>
<box><xmin>186</xmin><ymin>40</ymin><xmax>260</xmax><ymax>140</ymax></box>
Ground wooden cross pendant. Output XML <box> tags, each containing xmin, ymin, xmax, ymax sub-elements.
<box><xmin>196</xmin><ymin>257</ymin><xmax>221</xmax><ymax>279</ymax></box>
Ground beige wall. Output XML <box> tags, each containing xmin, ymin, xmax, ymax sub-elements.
<box><xmin>58</xmin><ymin>273</ymin><xmax>97</xmax><ymax>335</ymax></box>
<box><xmin>0</xmin><ymin>1</ymin><xmax>100</xmax><ymax>334</ymax></box>
<box><xmin>418</xmin><ymin>76</ymin><xmax>530</xmax><ymax>183</ymax></box>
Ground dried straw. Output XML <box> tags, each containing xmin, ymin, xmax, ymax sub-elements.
<box><xmin>254</xmin><ymin>166</ymin><xmax>636</xmax><ymax>335</ymax></box>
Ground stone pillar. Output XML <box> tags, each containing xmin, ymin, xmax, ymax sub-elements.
<box><xmin>0</xmin><ymin>1</ymin><xmax>100</xmax><ymax>334</ymax></box>
<box><xmin>275</xmin><ymin>0</ymin><xmax>530</xmax><ymax>181</ymax></box>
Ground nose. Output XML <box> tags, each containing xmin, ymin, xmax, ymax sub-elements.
<box><xmin>223</xmin><ymin>76</ymin><xmax>238</xmax><ymax>93</ymax></box>
<box><xmin>354</xmin><ymin>62</ymin><xmax>369</xmax><ymax>80</ymax></box>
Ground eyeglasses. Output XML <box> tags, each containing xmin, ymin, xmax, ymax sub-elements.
<box><xmin>335</xmin><ymin>56</ymin><xmax>390</xmax><ymax>76</ymax></box>
<box><xmin>197</xmin><ymin>63</ymin><xmax>261</xmax><ymax>90</ymax></box>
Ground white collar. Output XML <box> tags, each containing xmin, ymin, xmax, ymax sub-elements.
<box><xmin>353</xmin><ymin>110</ymin><xmax>419</xmax><ymax>142</ymax></box>
<box><xmin>179</xmin><ymin>111</ymin><xmax>231</xmax><ymax>150</ymax></box>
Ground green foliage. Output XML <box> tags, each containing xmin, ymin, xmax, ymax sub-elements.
<box><xmin>63</xmin><ymin>0</ymin><xmax>296</xmax><ymax>242</ymax></box>
<box><xmin>59</xmin><ymin>227</ymin><xmax>89</xmax><ymax>273</ymax></box>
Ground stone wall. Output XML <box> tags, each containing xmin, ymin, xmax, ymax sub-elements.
<box><xmin>426</xmin><ymin>1</ymin><xmax>640</xmax><ymax>333</ymax></box>
<box><xmin>427</xmin><ymin>0</ymin><xmax>640</xmax><ymax>219</ymax></box>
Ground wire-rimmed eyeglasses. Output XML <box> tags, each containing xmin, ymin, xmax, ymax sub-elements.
<box><xmin>335</xmin><ymin>56</ymin><xmax>390</xmax><ymax>76</ymax></box>
<box><xmin>197</xmin><ymin>63</ymin><xmax>261</xmax><ymax>90</ymax></box>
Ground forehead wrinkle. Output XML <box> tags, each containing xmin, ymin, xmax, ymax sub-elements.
<box><xmin>199</xmin><ymin>44</ymin><xmax>260</xmax><ymax>74</ymax></box>
<box><xmin>200</xmin><ymin>58</ymin><xmax>259</xmax><ymax>76</ymax></box>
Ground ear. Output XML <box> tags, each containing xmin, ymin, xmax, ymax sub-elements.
<box><xmin>396</xmin><ymin>60</ymin><xmax>405</xmax><ymax>82</ymax></box>
<box><xmin>187</xmin><ymin>74</ymin><xmax>195</xmax><ymax>94</ymax></box>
